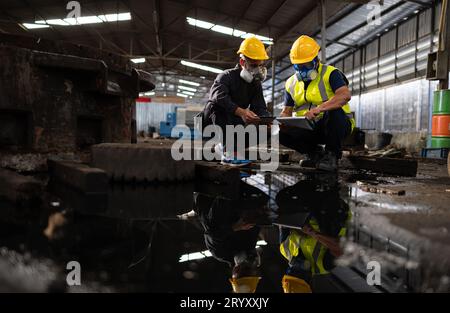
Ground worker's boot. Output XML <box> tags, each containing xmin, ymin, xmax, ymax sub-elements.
<box><xmin>299</xmin><ymin>151</ymin><xmax>322</xmax><ymax>168</ymax></box>
<box><xmin>316</xmin><ymin>151</ymin><xmax>338</xmax><ymax>172</ymax></box>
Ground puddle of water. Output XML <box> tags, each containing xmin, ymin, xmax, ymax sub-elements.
<box><xmin>0</xmin><ymin>171</ymin><xmax>443</xmax><ymax>292</ymax></box>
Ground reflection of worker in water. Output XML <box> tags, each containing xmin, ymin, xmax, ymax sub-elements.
<box><xmin>275</xmin><ymin>179</ymin><xmax>351</xmax><ymax>292</ymax></box>
<box><xmin>193</xmin><ymin>181</ymin><xmax>270</xmax><ymax>293</ymax></box>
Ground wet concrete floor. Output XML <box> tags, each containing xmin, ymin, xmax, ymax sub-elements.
<box><xmin>0</xmin><ymin>160</ymin><xmax>449</xmax><ymax>292</ymax></box>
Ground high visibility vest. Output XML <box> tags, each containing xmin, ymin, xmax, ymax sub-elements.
<box><xmin>279</xmin><ymin>216</ymin><xmax>349</xmax><ymax>275</ymax></box>
<box><xmin>285</xmin><ymin>63</ymin><xmax>355</xmax><ymax>130</ymax></box>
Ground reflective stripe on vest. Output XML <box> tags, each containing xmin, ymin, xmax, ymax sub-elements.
<box><xmin>318</xmin><ymin>65</ymin><xmax>329</xmax><ymax>102</ymax></box>
<box><xmin>279</xmin><ymin>230</ymin><xmax>328</xmax><ymax>274</ymax></box>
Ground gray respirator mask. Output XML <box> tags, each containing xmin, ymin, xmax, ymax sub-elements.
<box><xmin>240</xmin><ymin>56</ymin><xmax>267</xmax><ymax>83</ymax></box>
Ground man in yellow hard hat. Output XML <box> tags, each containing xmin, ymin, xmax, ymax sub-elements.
<box><xmin>193</xmin><ymin>180</ymin><xmax>269</xmax><ymax>293</ymax></box>
<box><xmin>200</xmin><ymin>36</ymin><xmax>271</xmax><ymax>166</ymax></box>
<box><xmin>276</xmin><ymin>177</ymin><xmax>351</xmax><ymax>293</ymax></box>
<box><xmin>279</xmin><ymin>35</ymin><xmax>355</xmax><ymax>172</ymax></box>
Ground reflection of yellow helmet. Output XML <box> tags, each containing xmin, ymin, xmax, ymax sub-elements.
<box><xmin>237</xmin><ymin>37</ymin><xmax>269</xmax><ymax>60</ymax></box>
<box><xmin>229</xmin><ymin>276</ymin><xmax>261</xmax><ymax>293</ymax></box>
<box><xmin>290</xmin><ymin>35</ymin><xmax>320</xmax><ymax>64</ymax></box>
<box><xmin>282</xmin><ymin>275</ymin><xmax>312</xmax><ymax>293</ymax></box>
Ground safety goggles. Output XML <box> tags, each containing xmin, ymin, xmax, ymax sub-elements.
<box><xmin>243</xmin><ymin>56</ymin><xmax>266</xmax><ymax>69</ymax></box>
<box><xmin>293</xmin><ymin>58</ymin><xmax>317</xmax><ymax>72</ymax></box>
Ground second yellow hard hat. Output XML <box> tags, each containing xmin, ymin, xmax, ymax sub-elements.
<box><xmin>290</xmin><ymin>35</ymin><xmax>320</xmax><ymax>64</ymax></box>
<box><xmin>229</xmin><ymin>276</ymin><xmax>261</xmax><ymax>293</ymax></box>
<box><xmin>282</xmin><ymin>275</ymin><xmax>312</xmax><ymax>293</ymax></box>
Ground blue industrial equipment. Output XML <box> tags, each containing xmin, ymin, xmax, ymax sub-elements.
<box><xmin>159</xmin><ymin>107</ymin><xmax>202</xmax><ymax>139</ymax></box>
<box><xmin>159</xmin><ymin>112</ymin><xmax>177</xmax><ymax>138</ymax></box>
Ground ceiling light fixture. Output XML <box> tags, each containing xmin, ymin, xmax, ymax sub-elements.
<box><xmin>181</xmin><ymin>60</ymin><xmax>222</xmax><ymax>74</ymax></box>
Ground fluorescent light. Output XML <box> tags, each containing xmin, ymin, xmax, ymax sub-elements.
<box><xmin>179</xmin><ymin>79</ymin><xmax>200</xmax><ymax>87</ymax></box>
<box><xmin>131</xmin><ymin>58</ymin><xmax>145</xmax><ymax>64</ymax></box>
<box><xmin>178</xmin><ymin>85</ymin><xmax>197</xmax><ymax>92</ymax></box>
<box><xmin>178</xmin><ymin>90</ymin><xmax>195</xmax><ymax>96</ymax></box>
<box><xmin>187</xmin><ymin>17</ymin><xmax>273</xmax><ymax>45</ymax></box>
<box><xmin>144</xmin><ymin>91</ymin><xmax>155</xmax><ymax>96</ymax></box>
<box><xmin>179</xmin><ymin>241</ymin><xmax>267</xmax><ymax>263</ymax></box>
<box><xmin>37</xmin><ymin>19</ymin><xmax>68</xmax><ymax>26</ymax></box>
<box><xmin>186</xmin><ymin>17</ymin><xmax>214</xmax><ymax>29</ymax></box>
<box><xmin>179</xmin><ymin>250</ymin><xmax>212</xmax><ymax>263</ymax></box>
<box><xmin>76</xmin><ymin>16</ymin><xmax>103</xmax><ymax>24</ymax></box>
<box><xmin>181</xmin><ymin>60</ymin><xmax>222</xmax><ymax>74</ymax></box>
<box><xmin>24</xmin><ymin>12</ymin><xmax>131</xmax><ymax>29</ymax></box>
<box><xmin>212</xmin><ymin>24</ymin><xmax>234</xmax><ymax>36</ymax></box>
<box><xmin>22</xmin><ymin>23</ymin><xmax>50</xmax><ymax>29</ymax></box>
<box><xmin>256</xmin><ymin>240</ymin><xmax>268</xmax><ymax>246</ymax></box>
<box><xmin>177</xmin><ymin>93</ymin><xmax>189</xmax><ymax>98</ymax></box>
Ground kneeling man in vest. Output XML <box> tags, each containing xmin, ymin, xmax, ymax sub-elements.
<box><xmin>279</xmin><ymin>35</ymin><xmax>355</xmax><ymax>172</ymax></box>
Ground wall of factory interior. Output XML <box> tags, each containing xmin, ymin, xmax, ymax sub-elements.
<box><xmin>136</xmin><ymin>102</ymin><xmax>179</xmax><ymax>133</ymax></box>
<box><xmin>349</xmin><ymin>78</ymin><xmax>438</xmax><ymax>132</ymax></box>
<box><xmin>331</xmin><ymin>2</ymin><xmax>442</xmax><ymax>151</ymax></box>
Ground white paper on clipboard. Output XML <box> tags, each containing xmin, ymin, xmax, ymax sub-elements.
<box><xmin>276</xmin><ymin>117</ymin><xmax>314</xmax><ymax>130</ymax></box>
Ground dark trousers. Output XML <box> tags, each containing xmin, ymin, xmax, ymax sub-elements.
<box><xmin>204</xmin><ymin>109</ymin><xmax>268</xmax><ymax>158</ymax></box>
<box><xmin>279</xmin><ymin>109</ymin><xmax>351</xmax><ymax>159</ymax></box>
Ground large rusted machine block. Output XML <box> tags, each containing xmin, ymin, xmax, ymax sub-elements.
<box><xmin>0</xmin><ymin>33</ymin><xmax>154</xmax><ymax>160</ymax></box>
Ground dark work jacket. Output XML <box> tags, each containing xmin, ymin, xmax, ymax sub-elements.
<box><xmin>202</xmin><ymin>65</ymin><xmax>270</xmax><ymax>127</ymax></box>
<box><xmin>193</xmin><ymin>182</ymin><xmax>269</xmax><ymax>266</ymax></box>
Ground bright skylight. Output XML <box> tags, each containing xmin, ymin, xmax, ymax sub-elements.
<box><xmin>23</xmin><ymin>12</ymin><xmax>131</xmax><ymax>29</ymax></box>
<box><xmin>179</xmin><ymin>79</ymin><xmax>200</xmax><ymax>87</ymax></box>
<box><xmin>131</xmin><ymin>58</ymin><xmax>146</xmax><ymax>64</ymax></box>
<box><xmin>186</xmin><ymin>17</ymin><xmax>273</xmax><ymax>45</ymax></box>
<box><xmin>178</xmin><ymin>85</ymin><xmax>197</xmax><ymax>92</ymax></box>
<box><xmin>178</xmin><ymin>90</ymin><xmax>195</xmax><ymax>96</ymax></box>
<box><xmin>180</xmin><ymin>60</ymin><xmax>222</xmax><ymax>74</ymax></box>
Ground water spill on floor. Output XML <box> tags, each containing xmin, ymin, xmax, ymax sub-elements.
<box><xmin>0</xmin><ymin>169</ymin><xmax>447</xmax><ymax>292</ymax></box>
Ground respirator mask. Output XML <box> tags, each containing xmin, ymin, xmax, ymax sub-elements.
<box><xmin>240</xmin><ymin>56</ymin><xmax>267</xmax><ymax>83</ymax></box>
<box><xmin>294</xmin><ymin>57</ymin><xmax>319</xmax><ymax>82</ymax></box>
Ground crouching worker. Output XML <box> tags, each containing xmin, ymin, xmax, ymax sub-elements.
<box><xmin>279</xmin><ymin>35</ymin><xmax>355</xmax><ymax>172</ymax></box>
<box><xmin>200</xmin><ymin>36</ymin><xmax>271</xmax><ymax>166</ymax></box>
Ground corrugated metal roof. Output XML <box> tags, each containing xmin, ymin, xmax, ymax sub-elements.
<box><xmin>262</xmin><ymin>0</ymin><xmax>433</xmax><ymax>103</ymax></box>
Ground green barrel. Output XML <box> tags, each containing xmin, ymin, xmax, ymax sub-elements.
<box><xmin>431</xmin><ymin>137</ymin><xmax>450</xmax><ymax>148</ymax></box>
<box><xmin>433</xmin><ymin>90</ymin><xmax>450</xmax><ymax>115</ymax></box>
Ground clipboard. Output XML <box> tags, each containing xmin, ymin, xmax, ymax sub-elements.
<box><xmin>272</xmin><ymin>212</ymin><xmax>310</xmax><ymax>230</ymax></box>
<box><xmin>276</xmin><ymin>117</ymin><xmax>315</xmax><ymax>130</ymax></box>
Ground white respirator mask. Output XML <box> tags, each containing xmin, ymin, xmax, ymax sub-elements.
<box><xmin>240</xmin><ymin>56</ymin><xmax>267</xmax><ymax>83</ymax></box>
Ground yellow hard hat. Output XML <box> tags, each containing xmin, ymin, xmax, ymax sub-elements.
<box><xmin>229</xmin><ymin>276</ymin><xmax>261</xmax><ymax>293</ymax></box>
<box><xmin>290</xmin><ymin>35</ymin><xmax>320</xmax><ymax>64</ymax></box>
<box><xmin>237</xmin><ymin>37</ymin><xmax>269</xmax><ymax>60</ymax></box>
<box><xmin>282</xmin><ymin>275</ymin><xmax>312</xmax><ymax>293</ymax></box>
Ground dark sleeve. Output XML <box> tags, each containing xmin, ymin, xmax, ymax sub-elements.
<box><xmin>209</xmin><ymin>71</ymin><xmax>239</xmax><ymax>114</ymax></box>
<box><xmin>249</xmin><ymin>83</ymin><xmax>270</xmax><ymax>116</ymax></box>
<box><xmin>284</xmin><ymin>90</ymin><xmax>295</xmax><ymax>107</ymax></box>
<box><xmin>329</xmin><ymin>69</ymin><xmax>349</xmax><ymax>93</ymax></box>
<box><xmin>200</xmin><ymin>196</ymin><xmax>235</xmax><ymax>238</ymax></box>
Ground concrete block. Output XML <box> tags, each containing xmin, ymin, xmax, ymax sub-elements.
<box><xmin>47</xmin><ymin>159</ymin><xmax>108</xmax><ymax>193</ymax></box>
<box><xmin>0</xmin><ymin>168</ymin><xmax>43</xmax><ymax>206</ymax></box>
<box><xmin>194</xmin><ymin>161</ymin><xmax>241</xmax><ymax>199</ymax></box>
<box><xmin>91</xmin><ymin>142</ymin><xmax>195</xmax><ymax>182</ymax></box>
